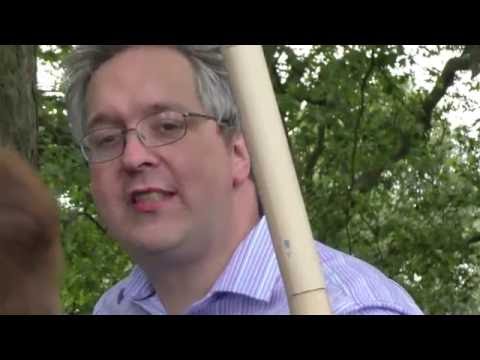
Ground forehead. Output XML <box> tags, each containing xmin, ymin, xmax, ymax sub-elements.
<box><xmin>85</xmin><ymin>46</ymin><xmax>201</xmax><ymax>126</ymax></box>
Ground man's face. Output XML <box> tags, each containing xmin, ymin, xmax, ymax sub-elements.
<box><xmin>86</xmin><ymin>46</ymin><xmax>246</xmax><ymax>260</ymax></box>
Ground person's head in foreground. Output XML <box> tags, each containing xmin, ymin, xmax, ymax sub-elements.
<box><xmin>0</xmin><ymin>148</ymin><xmax>63</xmax><ymax>315</ymax></box>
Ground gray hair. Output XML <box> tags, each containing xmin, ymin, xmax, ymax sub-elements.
<box><xmin>63</xmin><ymin>45</ymin><xmax>241</xmax><ymax>143</ymax></box>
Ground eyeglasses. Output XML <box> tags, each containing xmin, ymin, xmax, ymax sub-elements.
<box><xmin>81</xmin><ymin>111</ymin><xmax>225</xmax><ymax>164</ymax></box>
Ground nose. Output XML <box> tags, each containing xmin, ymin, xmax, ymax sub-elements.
<box><xmin>120</xmin><ymin>130</ymin><xmax>158</xmax><ymax>171</ymax></box>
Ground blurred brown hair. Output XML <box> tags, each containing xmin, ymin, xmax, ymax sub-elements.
<box><xmin>0</xmin><ymin>148</ymin><xmax>63</xmax><ymax>315</ymax></box>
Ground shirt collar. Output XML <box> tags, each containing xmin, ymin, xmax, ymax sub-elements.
<box><xmin>210</xmin><ymin>216</ymin><xmax>280</xmax><ymax>302</ymax></box>
<box><xmin>124</xmin><ymin>266</ymin><xmax>155</xmax><ymax>301</ymax></box>
<box><xmin>123</xmin><ymin>216</ymin><xmax>280</xmax><ymax>303</ymax></box>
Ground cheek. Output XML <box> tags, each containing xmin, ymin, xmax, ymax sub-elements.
<box><xmin>178</xmin><ymin>144</ymin><xmax>233</xmax><ymax>199</ymax></box>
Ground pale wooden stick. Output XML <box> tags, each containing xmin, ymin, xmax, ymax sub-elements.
<box><xmin>223</xmin><ymin>46</ymin><xmax>332</xmax><ymax>315</ymax></box>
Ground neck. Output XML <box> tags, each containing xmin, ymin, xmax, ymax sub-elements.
<box><xmin>137</xmin><ymin>181</ymin><xmax>260</xmax><ymax>315</ymax></box>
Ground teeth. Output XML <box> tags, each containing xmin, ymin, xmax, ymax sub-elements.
<box><xmin>135</xmin><ymin>192</ymin><xmax>163</xmax><ymax>202</ymax></box>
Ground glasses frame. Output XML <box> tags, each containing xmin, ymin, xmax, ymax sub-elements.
<box><xmin>80</xmin><ymin>111</ymin><xmax>224</xmax><ymax>164</ymax></box>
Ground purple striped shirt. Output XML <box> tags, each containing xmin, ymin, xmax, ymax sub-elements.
<box><xmin>94</xmin><ymin>217</ymin><xmax>423</xmax><ymax>315</ymax></box>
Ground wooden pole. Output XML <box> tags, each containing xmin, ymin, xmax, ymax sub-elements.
<box><xmin>223</xmin><ymin>46</ymin><xmax>332</xmax><ymax>315</ymax></box>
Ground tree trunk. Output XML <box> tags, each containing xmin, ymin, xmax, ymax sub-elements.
<box><xmin>0</xmin><ymin>45</ymin><xmax>38</xmax><ymax>166</ymax></box>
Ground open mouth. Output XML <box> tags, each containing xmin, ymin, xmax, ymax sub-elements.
<box><xmin>130</xmin><ymin>189</ymin><xmax>177</xmax><ymax>212</ymax></box>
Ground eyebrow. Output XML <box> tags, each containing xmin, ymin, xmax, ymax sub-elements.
<box><xmin>87</xmin><ymin>102</ymin><xmax>193</xmax><ymax>132</ymax></box>
<box><xmin>143</xmin><ymin>102</ymin><xmax>191</xmax><ymax>116</ymax></box>
<box><xmin>86</xmin><ymin>113</ymin><xmax>124</xmax><ymax>133</ymax></box>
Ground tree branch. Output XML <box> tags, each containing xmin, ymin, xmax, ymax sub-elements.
<box><xmin>354</xmin><ymin>46</ymin><xmax>480</xmax><ymax>194</ymax></box>
<box><xmin>345</xmin><ymin>49</ymin><xmax>376</xmax><ymax>254</ymax></box>
<box><xmin>359</xmin><ymin>212</ymin><xmax>384</xmax><ymax>263</ymax></box>
<box><xmin>66</xmin><ymin>209</ymin><xmax>106</xmax><ymax>234</ymax></box>
<box><xmin>420</xmin><ymin>48</ymin><xmax>473</xmax><ymax>132</ymax></box>
<box><xmin>467</xmin><ymin>234</ymin><xmax>480</xmax><ymax>246</ymax></box>
<box><xmin>305</xmin><ymin>123</ymin><xmax>325</xmax><ymax>182</ymax></box>
<box><xmin>78</xmin><ymin>211</ymin><xmax>106</xmax><ymax>234</ymax></box>
<box><xmin>350</xmin><ymin>49</ymin><xmax>376</xmax><ymax>192</ymax></box>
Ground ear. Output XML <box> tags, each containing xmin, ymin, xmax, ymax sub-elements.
<box><xmin>230</xmin><ymin>134</ymin><xmax>251</xmax><ymax>188</ymax></box>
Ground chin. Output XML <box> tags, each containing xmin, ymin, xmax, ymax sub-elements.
<box><xmin>115</xmin><ymin>227</ymin><xmax>185</xmax><ymax>255</ymax></box>
<box><xmin>106</xmin><ymin>212</ymin><xmax>190</xmax><ymax>250</ymax></box>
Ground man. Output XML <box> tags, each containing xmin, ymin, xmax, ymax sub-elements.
<box><xmin>64</xmin><ymin>45</ymin><xmax>422</xmax><ymax>315</ymax></box>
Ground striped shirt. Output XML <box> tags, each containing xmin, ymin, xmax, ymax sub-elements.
<box><xmin>94</xmin><ymin>216</ymin><xmax>423</xmax><ymax>315</ymax></box>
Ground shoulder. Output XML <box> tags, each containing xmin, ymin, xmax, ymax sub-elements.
<box><xmin>315</xmin><ymin>243</ymin><xmax>423</xmax><ymax>315</ymax></box>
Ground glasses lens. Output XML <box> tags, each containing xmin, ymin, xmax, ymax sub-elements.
<box><xmin>139</xmin><ymin>112</ymin><xmax>186</xmax><ymax>147</ymax></box>
<box><xmin>81</xmin><ymin>112</ymin><xmax>190</xmax><ymax>163</ymax></box>
<box><xmin>83</xmin><ymin>128</ymin><xmax>124</xmax><ymax>163</ymax></box>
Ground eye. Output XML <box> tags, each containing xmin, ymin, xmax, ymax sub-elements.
<box><xmin>159</xmin><ymin>120</ymin><xmax>182</xmax><ymax>132</ymax></box>
<box><xmin>88</xmin><ymin>130</ymin><xmax>122</xmax><ymax>148</ymax></box>
<box><xmin>147</xmin><ymin>113</ymin><xmax>184</xmax><ymax>136</ymax></box>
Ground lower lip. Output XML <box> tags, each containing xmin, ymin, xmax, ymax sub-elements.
<box><xmin>131</xmin><ymin>194</ymin><xmax>177</xmax><ymax>213</ymax></box>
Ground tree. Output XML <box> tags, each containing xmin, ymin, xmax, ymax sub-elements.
<box><xmin>0</xmin><ymin>45</ymin><xmax>38</xmax><ymax>163</ymax></box>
